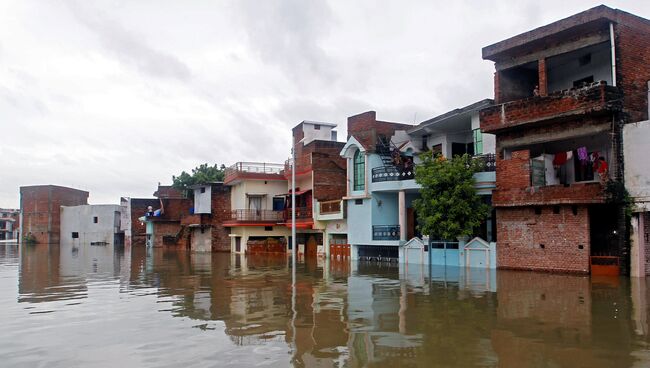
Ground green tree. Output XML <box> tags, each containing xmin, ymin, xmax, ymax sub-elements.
<box><xmin>413</xmin><ymin>154</ymin><xmax>489</xmax><ymax>240</ymax></box>
<box><xmin>172</xmin><ymin>163</ymin><xmax>226</xmax><ymax>193</ymax></box>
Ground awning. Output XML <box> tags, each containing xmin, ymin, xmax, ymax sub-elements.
<box><xmin>283</xmin><ymin>189</ymin><xmax>312</xmax><ymax>196</ymax></box>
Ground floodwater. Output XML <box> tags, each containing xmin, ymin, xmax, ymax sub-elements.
<box><xmin>1</xmin><ymin>244</ymin><xmax>650</xmax><ymax>368</ymax></box>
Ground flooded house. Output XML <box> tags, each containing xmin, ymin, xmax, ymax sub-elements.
<box><xmin>223</xmin><ymin>161</ymin><xmax>290</xmax><ymax>254</ymax></box>
<box><xmin>143</xmin><ymin>185</ymin><xmax>192</xmax><ymax>249</ymax></box>
<box><xmin>182</xmin><ymin>182</ymin><xmax>231</xmax><ymax>252</ymax></box>
<box><xmin>284</xmin><ymin>121</ymin><xmax>347</xmax><ymax>259</ymax></box>
<box><xmin>0</xmin><ymin>208</ymin><xmax>19</xmax><ymax>242</ymax></box>
<box><xmin>479</xmin><ymin>5</ymin><xmax>650</xmax><ymax>274</ymax></box>
<box><xmin>120</xmin><ymin>197</ymin><xmax>159</xmax><ymax>247</ymax></box>
<box><xmin>340</xmin><ymin>105</ymin><xmax>497</xmax><ymax>267</ymax></box>
<box><xmin>19</xmin><ymin>185</ymin><xmax>89</xmax><ymax>244</ymax></box>
<box><xmin>60</xmin><ymin>204</ymin><xmax>124</xmax><ymax>246</ymax></box>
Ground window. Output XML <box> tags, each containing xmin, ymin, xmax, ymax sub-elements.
<box><xmin>264</xmin><ymin>226</ymin><xmax>273</xmax><ymax>231</ymax></box>
<box><xmin>421</xmin><ymin>135</ymin><xmax>429</xmax><ymax>151</ymax></box>
<box><xmin>248</xmin><ymin>196</ymin><xmax>262</xmax><ymax>210</ymax></box>
<box><xmin>353</xmin><ymin>150</ymin><xmax>365</xmax><ymax>191</ymax></box>
<box><xmin>72</xmin><ymin>232</ymin><xmax>79</xmax><ymax>239</ymax></box>
<box><xmin>93</xmin><ymin>216</ymin><xmax>98</xmax><ymax>223</ymax></box>
<box><xmin>314</xmin><ymin>124</ymin><xmax>321</xmax><ymax>130</ymax></box>
<box><xmin>473</xmin><ymin>129</ymin><xmax>483</xmax><ymax>155</ymax></box>
<box><xmin>354</xmin><ymin>199</ymin><xmax>363</xmax><ymax>205</ymax></box>
<box><xmin>272</xmin><ymin>197</ymin><xmax>284</xmax><ymax>211</ymax></box>
<box><xmin>200</xmin><ymin>187</ymin><xmax>206</xmax><ymax>193</ymax></box>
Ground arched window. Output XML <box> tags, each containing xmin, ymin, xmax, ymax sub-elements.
<box><xmin>353</xmin><ymin>150</ymin><xmax>365</xmax><ymax>191</ymax></box>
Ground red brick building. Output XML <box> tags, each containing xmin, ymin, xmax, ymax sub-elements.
<box><xmin>144</xmin><ymin>185</ymin><xmax>192</xmax><ymax>249</ymax></box>
<box><xmin>283</xmin><ymin>121</ymin><xmax>346</xmax><ymax>258</ymax></box>
<box><xmin>480</xmin><ymin>6</ymin><xmax>650</xmax><ymax>274</ymax></box>
<box><xmin>120</xmin><ymin>197</ymin><xmax>160</xmax><ymax>246</ymax></box>
<box><xmin>20</xmin><ymin>185</ymin><xmax>89</xmax><ymax>244</ymax></box>
<box><xmin>184</xmin><ymin>183</ymin><xmax>231</xmax><ymax>252</ymax></box>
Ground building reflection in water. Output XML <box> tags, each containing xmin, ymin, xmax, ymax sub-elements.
<box><xmin>11</xmin><ymin>244</ymin><xmax>650</xmax><ymax>367</ymax></box>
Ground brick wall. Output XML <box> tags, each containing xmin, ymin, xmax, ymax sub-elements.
<box><xmin>615</xmin><ymin>14</ymin><xmax>650</xmax><ymax>123</ymax></box>
<box><xmin>347</xmin><ymin>111</ymin><xmax>413</xmax><ymax>151</ymax></box>
<box><xmin>480</xmin><ymin>83</ymin><xmax>623</xmax><ymax>134</ymax></box>
<box><xmin>151</xmin><ymin>221</ymin><xmax>188</xmax><ymax>249</ymax></box>
<box><xmin>209</xmin><ymin>184</ymin><xmax>231</xmax><ymax>252</ymax></box>
<box><xmin>130</xmin><ymin>198</ymin><xmax>159</xmax><ymax>246</ymax></box>
<box><xmin>312</xmin><ymin>151</ymin><xmax>346</xmax><ymax>201</ymax></box>
<box><xmin>496</xmin><ymin>205</ymin><xmax>590</xmax><ymax>273</ymax></box>
<box><xmin>20</xmin><ymin>185</ymin><xmax>88</xmax><ymax>244</ymax></box>
<box><xmin>496</xmin><ymin>149</ymin><xmax>530</xmax><ymax>190</ymax></box>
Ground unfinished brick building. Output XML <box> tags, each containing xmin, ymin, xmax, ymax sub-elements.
<box><xmin>283</xmin><ymin>121</ymin><xmax>346</xmax><ymax>258</ymax></box>
<box><xmin>20</xmin><ymin>185</ymin><xmax>89</xmax><ymax>244</ymax></box>
<box><xmin>480</xmin><ymin>6</ymin><xmax>650</xmax><ymax>274</ymax></box>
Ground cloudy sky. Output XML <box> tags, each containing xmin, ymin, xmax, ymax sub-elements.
<box><xmin>1</xmin><ymin>0</ymin><xmax>649</xmax><ymax>207</ymax></box>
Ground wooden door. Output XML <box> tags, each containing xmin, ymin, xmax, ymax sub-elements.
<box><xmin>407</xmin><ymin>208</ymin><xmax>415</xmax><ymax>240</ymax></box>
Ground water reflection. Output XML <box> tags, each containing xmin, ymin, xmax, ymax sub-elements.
<box><xmin>0</xmin><ymin>243</ymin><xmax>648</xmax><ymax>367</ymax></box>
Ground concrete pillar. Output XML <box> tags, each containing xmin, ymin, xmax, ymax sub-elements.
<box><xmin>324</xmin><ymin>230</ymin><xmax>330</xmax><ymax>259</ymax></box>
<box><xmin>631</xmin><ymin>213</ymin><xmax>642</xmax><ymax>277</ymax></box>
<box><xmin>398</xmin><ymin>190</ymin><xmax>406</xmax><ymax>241</ymax></box>
<box><xmin>631</xmin><ymin>276</ymin><xmax>648</xmax><ymax>336</ymax></box>
<box><xmin>538</xmin><ymin>58</ymin><xmax>548</xmax><ymax>97</ymax></box>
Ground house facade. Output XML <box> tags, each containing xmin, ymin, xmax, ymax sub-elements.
<box><xmin>223</xmin><ymin>162</ymin><xmax>290</xmax><ymax>254</ymax></box>
<box><xmin>284</xmin><ymin>121</ymin><xmax>347</xmax><ymax>259</ymax></box>
<box><xmin>0</xmin><ymin>208</ymin><xmax>19</xmax><ymax>241</ymax></box>
<box><xmin>479</xmin><ymin>5</ymin><xmax>650</xmax><ymax>274</ymax></box>
<box><xmin>60</xmin><ymin>204</ymin><xmax>124</xmax><ymax>246</ymax></box>
<box><xmin>340</xmin><ymin>105</ymin><xmax>497</xmax><ymax>265</ymax></box>
<box><xmin>183</xmin><ymin>183</ymin><xmax>231</xmax><ymax>252</ymax></box>
<box><xmin>19</xmin><ymin>185</ymin><xmax>89</xmax><ymax>244</ymax></box>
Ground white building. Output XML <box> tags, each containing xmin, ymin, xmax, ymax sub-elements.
<box><xmin>0</xmin><ymin>208</ymin><xmax>19</xmax><ymax>241</ymax></box>
<box><xmin>60</xmin><ymin>204</ymin><xmax>124</xmax><ymax>246</ymax></box>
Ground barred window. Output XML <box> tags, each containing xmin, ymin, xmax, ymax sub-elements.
<box><xmin>353</xmin><ymin>150</ymin><xmax>365</xmax><ymax>191</ymax></box>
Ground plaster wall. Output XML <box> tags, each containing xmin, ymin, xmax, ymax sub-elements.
<box><xmin>301</xmin><ymin>122</ymin><xmax>336</xmax><ymax>145</ymax></box>
<box><xmin>191</xmin><ymin>227</ymin><xmax>212</xmax><ymax>252</ymax></box>
<box><xmin>194</xmin><ymin>185</ymin><xmax>212</xmax><ymax>214</ymax></box>
<box><xmin>60</xmin><ymin>205</ymin><xmax>122</xmax><ymax>246</ymax></box>
<box><xmin>547</xmin><ymin>42</ymin><xmax>612</xmax><ymax>92</ymax></box>
<box><xmin>624</xmin><ymin>120</ymin><xmax>650</xmax><ymax>211</ymax></box>
<box><xmin>346</xmin><ymin>198</ymin><xmax>372</xmax><ymax>245</ymax></box>
<box><xmin>230</xmin><ymin>180</ymin><xmax>287</xmax><ymax>210</ymax></box>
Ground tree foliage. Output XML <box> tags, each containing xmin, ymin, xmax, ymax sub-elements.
<box><xmin>172</xmin><ymin>163</ymin><xmax>226</xmax><ymax>192</ymax></box>
<box><xmin>413</xmin><ymin>154</ymin><xmax>489</xmax><ymax>241</ymax></box>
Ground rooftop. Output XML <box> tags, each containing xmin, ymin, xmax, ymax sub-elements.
<box><xmin>482</xmin><ymin>5</ymin><xmax>650</xmax><ymax>62</ymax></box>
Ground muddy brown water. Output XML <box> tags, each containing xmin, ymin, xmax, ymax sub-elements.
<box><xmin>1</xmin><ymin>243</ymin><xmax>649</xmax><ymax>367</ymax></box>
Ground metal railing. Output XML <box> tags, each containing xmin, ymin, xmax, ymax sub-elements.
<box><xmin>229</xmin><ymin>209</ymin><xmax>284</xmax><ymax>222</ymax></box>
<box><xmin>224</xmin><ymin>162</ymin><xmax>284</xmax><ymax>182</ymax></box>
<box><xmin>371</xmin><ymin>166</ymin><xmax>415</xmax><ymax>182</ymax></box>
<box><xmin>474</xmin><ymin>154</ymin><xmax>496</xmax><ymax>172</ymax></box>
<box><xmin>372</xmin><ymin>225</ymin><xmax>400</xmax><ymax>241</ymax></box>
<box><xmin>318</xmin><ymin>199</ymin><xmax>342</xmax><ymax>215</ymax></box>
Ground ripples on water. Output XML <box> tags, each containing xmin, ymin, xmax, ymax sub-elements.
<box><xmin>0</xmin><ymin>242</ymin><xmax>649</xmax><ymax>367</ymax></box>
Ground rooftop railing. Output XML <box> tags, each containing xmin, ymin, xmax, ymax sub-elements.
<box><xmin>224</xmin><ymin>162</ymin><xmax>285</xmax><ymax>183</ymax></box>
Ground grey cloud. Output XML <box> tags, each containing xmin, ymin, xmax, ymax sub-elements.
<box><xmin>66</xmin><ymin>1</ymin><xmax>192</xmax><ymax>82</ymax></box>
<box><xmin>236</xmin><ymin>0</ymin><xmax>337</xmax><ymax>86</ymax></box>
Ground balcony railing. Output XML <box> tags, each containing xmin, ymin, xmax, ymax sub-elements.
<box><xmin>474</xmin><ymin>154</ymin><xmax>496</xmax><ymax>172</ymax></box>
<box><xmin>372</xmin><ymin>225</ymin><xmax>400</xmax><ymax>241</ymax></box>
<box><xmin>228</xmin><ymin>209</ymin><xmax>284</xmax><ymax>222</ymax></box>
<box><xmin>371</xmin><ymin>166</ymin><xmax>415</xmax><ymax>183</ymax></box>
<box><xmin>224</xmin><ymin>162</ymin><xmax>285</xmax><ymax>183</ymax></box>
<box><xmin>284</xmin><ymin>206</ymin><xmax>312</xmax><ymax>220</ymax></box>
<box><xmin>480</xmin><ymin>82</ymin><xmax>623</xmax><ymax>133</ymax></box>
<box><xmin>318</xmin><ymin>199</ymin><xmax>341</xmax><ymax>215</ymax></box>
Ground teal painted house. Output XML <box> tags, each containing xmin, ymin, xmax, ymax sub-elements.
<box><xmin>340</xmin><ymin>101</ymin><xmax>498</xmax><ymax>268</ymax></box>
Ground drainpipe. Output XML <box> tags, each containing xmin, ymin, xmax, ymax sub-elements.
<box><xmin>610</xmin><ymin>22</ymin><xmax>617</xmax><ymax>87</ymax></box>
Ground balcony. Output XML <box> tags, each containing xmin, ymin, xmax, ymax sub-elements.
<box><xmin>474</xmin><ymin>154</ymin><xmax>496</xmax><ymax>172</ymax></box>
<box><xmin>372</xmin><ymin>225</ymin><xmax>400</xmax><ymax>241</ymax></box>
<box><xmin>223</xmin><ymin>209</ymin><xmax>284</xmax><ymax>226</ymax></box>
<box><xmin>284</xmin><ymin>206</ymin><xmax>312</xmax><ymax>220</ymax></box>
<box><xmin>371</xmin><ymin>166</ymin><xmax>415</xmax><ymax>183</ymax></box>
<box><xmin>492</xmin><ymin>182</ymin><xmax>605</xmax><ymax>207</ymax></box>
<box><xmin>314</xmin><ymin>199</ymin><xmax>345</xmax><ymax>221</ymax></box>
<box><xmin>180</xmin><ymin>213</ymin><xmax>216</xmax><ymax>227</ymax></box>
<box><xmin>224</xmin><ymin>162</ymin><xmax>285</xmax><ymax>185</ymax></box>
<box><xmin>283</xmin><ymin>156</ymin><xmax>312</xmax><ymax>178</ymax></box>
<box><xmin>480</xmin><ymin>82</ymin><xmax>623</xmax><ymax>134</ymax></box>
